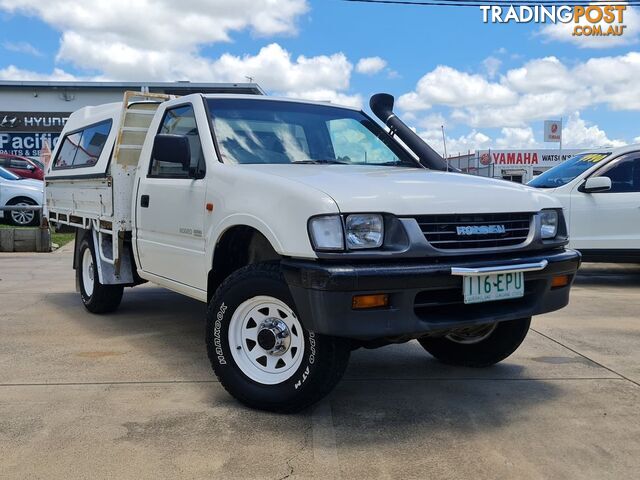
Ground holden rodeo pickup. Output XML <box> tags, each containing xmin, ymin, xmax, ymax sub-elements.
<box><xmin>46</xmin><ymin>90</ymin><xmax>581</xmax><ymax>412</ymax></box>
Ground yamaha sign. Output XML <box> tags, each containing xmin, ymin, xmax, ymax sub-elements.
<box><xmin>477</xmin><ymin>149</ymin><xmax>584</xmax><ymax>167</ymax></box>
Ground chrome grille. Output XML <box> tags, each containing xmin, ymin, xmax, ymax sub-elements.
<box><xmin>415</xmin><ymin>212</ymin><xmax>533</xmax><ymax>250</ymax></box>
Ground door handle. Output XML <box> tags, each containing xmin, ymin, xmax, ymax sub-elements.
<box><xmin>140</xmin><ymin>195</ymin><xmax>150</xmax><ymax>208</ymax></box>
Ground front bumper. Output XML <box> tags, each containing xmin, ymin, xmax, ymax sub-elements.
<box><xmin>282</xmin><ymin>249</ymin><xmax>581</xmax><ymax>340</ymax></box>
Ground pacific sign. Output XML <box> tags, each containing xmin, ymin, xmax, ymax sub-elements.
<box><xmin>478</xmin><ymin>149</ymin><xmax>584</xmax><ymax>167</ymax></box>
<box><xmin>0</xmin><ymin>132</ymin><xmax>60</xmax><ymax>157</ymax></box>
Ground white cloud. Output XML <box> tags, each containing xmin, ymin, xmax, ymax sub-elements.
<box><xmin>0</xmin><ymin>0</ymin><xmax>308</xmax><ymax>46</ymax></box>
<box><xmin>2</xmin><ymin>41</ymin><xmax>42</xmax><ymax>57</ymax></box>
<box><xmin>0</xmin><ymin>1</ymin><xmax>362</xmax><ymax>106</ymax></box>
<box><xmin>417</xmin><ymin>113</ymin><xmax>447</xmax><ymax>130</ymax></box>
<box><xmin>504</xmin><ymin>56</ymin><xmax>574</xmax><ymax>94</ymax></box>
<box><xmin>398</xmin><ymin>65</ymin><xmax>516</xmax><ymax>112</ymax></box>
<box><xmin>414</xmin><ymin>112</ymin><xmax>625</xmax><ymax>155</ymax></box>
<box><xmin>495</xmin><ymin>127</ymin><xmax>537</xmax><ymax>149</ymax></box>
<box><xmin>418</xmin><ymin>128</ymin><xmax>492</xmax><ymax>157</ymax></box>
<box><xmin>207</xmin><ymin>44</ymin><xmax>352</xmax><ymax>93</ymax></box>
<box><xmin>540</xmin><ymin>4</ymin><xmax>640</xmax><ymax>49</ymax></box>
<box><xmin>401</xmin><ymin>52</ymin><xmax>640</xmax><ymax>129</ymax></box>
<box><xmin>0</xmin><ymin>65</ymin><xmax>78</xmax><ymax>81</ymax></box>
<box><xmin>356</xmin><ymin>56</ymin><xmax>387</xmax><ymax>75</ymax></box>
<box><xmin>563</xmin><ymin>112</ymin><xmax>626</xmax><ymax>148</ymax></box>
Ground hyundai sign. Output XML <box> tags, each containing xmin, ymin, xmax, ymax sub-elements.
<box><xmin>0</xmin><ymin>111</ymin><xmax>69</xmax><ymax>156</ymax></box>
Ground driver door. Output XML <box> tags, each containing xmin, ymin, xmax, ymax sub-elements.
<box><xmin>569</xmin><ymin>152</ymin><xmax>640</xmax><ymax>250</ymax></box>
<box><xmin>135</xmin><ymin>103</ymin><xmax>208</xmax><ymax>289</ymax></box>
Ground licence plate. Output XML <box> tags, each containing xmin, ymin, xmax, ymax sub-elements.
<box><xmin>462</xmin><ymin>271</ymin><xmax>524</xmax><ymax>304</ymax></box>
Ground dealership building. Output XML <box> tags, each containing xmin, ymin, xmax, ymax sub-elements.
<box><xmin>446</xmin><ymin>149</ymin><xmax>585</xmax><ymax>183</ymax></box>
<box><xmin>0</xmin><ymin>80</ymin><xmax>263</xmax><ymax>158</ymax></box>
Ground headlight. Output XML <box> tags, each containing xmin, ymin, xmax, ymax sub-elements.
<box><xmin>345</xmin><ymin>214</ymin><xmax>384</xmax><ymax>249</ymax></box>
<box><xmin>308</xmin><ymin>215</ymin><xmax>344</xmax><ymax>250</ymax></box>
<box><xmin>540</xmin><ymin>210</ymin><xmax>558</xmax><ymax>239</ymax></box>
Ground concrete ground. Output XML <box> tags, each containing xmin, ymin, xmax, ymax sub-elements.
<box><xmin>1</xmin><ymin>245</ymin><xmax>639</xmax><ymax>479</ymax></box>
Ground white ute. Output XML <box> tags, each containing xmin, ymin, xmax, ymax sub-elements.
<box><xmin>46</xmin><ymin>89</ymin><xmax>580</xmax><ymax>412</ymax></box>
<box><xmin>529</xmin><ymin>145</ymin><xmax>640</xmax><ymax>262</ymax></box>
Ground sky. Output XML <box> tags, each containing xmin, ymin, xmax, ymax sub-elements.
<box><xmin>0</xmin><ymin>0</ymin><xmax>639</xmax><ymax>155</ymax></box>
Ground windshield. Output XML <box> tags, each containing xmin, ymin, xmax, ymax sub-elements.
<box><xmin>528</xmin><ymin>152</ymin><xmax>611</xmax><ymax>188</ymax></box>
<box><xmin>207</xmin><ymin>99</ymin><xmax>419</xmax><ymax>167</ymax></box>
<box><xmin>0</xmin><ymin>166</ymin><xmax>20</xmax><ymax>180</ymax></box>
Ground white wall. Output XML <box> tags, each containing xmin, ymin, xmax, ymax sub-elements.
<box><xmin>0</xmin><ymin>88</ymin><xmax>128</xmax><ymax>112</ymax></box>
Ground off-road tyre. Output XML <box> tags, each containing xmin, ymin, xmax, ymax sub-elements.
<box><xmin>418</xmin><ymin>317</ymin><xmax>531</xmax><ymax>367</ymax></box>
<box><xmin>77</xmin><ymin>236</ymin><xmax>124</xmax><ymax>314</ymax></box>
<box><xmin>206</xmin><ymin>262</ymin><xmax>351</xmax><ymax>413</ymax></box>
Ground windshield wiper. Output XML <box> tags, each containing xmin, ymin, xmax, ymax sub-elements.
<box><xmin>291</xmin><ymin>159</ymin><xmax>348</xmax><ymax>165</ymax></box>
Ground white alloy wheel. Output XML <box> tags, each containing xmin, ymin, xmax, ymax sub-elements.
<box><xmin>228</xmin><ymin>295</ymin><xmax>305</xmax><ymax>385</ymax></box>
<box><xmin>10</xmin><ymin>201</ymin><xmax>35</xmax><ymax>225</ymax></box>
<box><xmin>82</xmin><ymin>247</ymin><xmax>95</xmax><ymax>297</ymax></box>
<box><xmin>445</xmin><ymin>323</ymin><xmax>498</xmax><ymax>345</ymax></box>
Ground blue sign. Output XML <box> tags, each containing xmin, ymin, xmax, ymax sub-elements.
<box><xmin>0</xmin><ymin>132</ymin><xmax>60</xmax><ymax>157</ymax></box>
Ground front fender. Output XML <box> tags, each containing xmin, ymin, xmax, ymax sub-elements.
<box><xmin>207</xmin><ymin>214</ymin><xmax>286</xmax><ymax>268</ymax></box>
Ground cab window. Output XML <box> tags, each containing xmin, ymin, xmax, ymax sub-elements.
<box><xmin>595</xmin><ymin>154</ymin><xmax>640</xmax><ymax>193</ymax></box>
<box><xmin>149</xmin><ymin>104</ymin><xmax>205</xmax><ymax>178</ymax></box>
<box><xmin>52</xmin><ymin>120</ymin><xmax>112</xmax><ymax>169</ymax></box>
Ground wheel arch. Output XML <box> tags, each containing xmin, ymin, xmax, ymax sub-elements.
<box><xmin>207</xmin><ymin>223</ymin><xmax>282</xmax><ymax>302</ymax></box>
<box><xmin>6</xmin><ymin>194</ymin><xmax>39</xmax><ymax>205</ymax></box>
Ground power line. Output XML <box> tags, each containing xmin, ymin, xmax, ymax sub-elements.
<box><xmin>342</xmin><ymin>0</ymin><xmax>640</xmax><ymax>7</ymax></box>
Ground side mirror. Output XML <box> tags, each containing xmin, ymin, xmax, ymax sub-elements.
<box><xmin>152</xmin><ymin>134</ymin><xmax>191</xmax><ymax>170</ymax></box>
<box><xmin>581</xmin><ymin>176</ymin><xmax>612</xmax><ymax>193</ymax></box>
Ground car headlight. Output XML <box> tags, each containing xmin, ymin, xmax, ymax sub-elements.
<box><xmin>345</xmin><ymin>214</ymin><xmax>384</xmax><ymax>249</ymax></box>
<box><xmin>540</xmin><ymin>209</ymin><xmax>558</xmax><ymax>239</ymax></box>
<box><xmin>308</xmin><ymin>215</ymin><xmax>344</xmax><ymax>251</ymax></box>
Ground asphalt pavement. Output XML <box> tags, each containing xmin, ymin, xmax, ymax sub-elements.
<box><xmin>1</xmin><ymin>245</ymin><xmax>639</xmax><ymax>479</ymax></box>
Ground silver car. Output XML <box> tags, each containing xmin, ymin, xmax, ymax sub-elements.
<box><xmin>0</xmin><ymin>166</ymin><xmax>44</xmax><ymax>226</ymax></box>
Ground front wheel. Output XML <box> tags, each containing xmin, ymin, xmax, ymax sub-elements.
<box><xmin>418</xmin><ymin>318</ymin><xmax>531</xmax><ymax>367</ymax></box>
<box><xmin>206</xmin><ymin>262</ymin><xmax>351</xmax><ymax>413</ymax></box>
<box><xmin>77</xmin><ymin>237</ymin><xmax>124</xmax><ymax>314</ymax></box>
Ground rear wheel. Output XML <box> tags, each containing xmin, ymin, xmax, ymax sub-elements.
<box><xmin>77</xmin><ymin>237</ymin><xmax>124</xmax><ymax>314</ymax></box>
<box><xmin>207</xmin><ymin>262</ymin><xmax>351</xmax><ymax>413</ymax></box>
<box><xmin>7</xmin><ymin>198</ymin><xmax>39</xmax><ymax>226</ymax></box>
<box><xmin>418</xmin><ymin>318</ymin><xmax>531</xmax><ymax>367</ymax></box>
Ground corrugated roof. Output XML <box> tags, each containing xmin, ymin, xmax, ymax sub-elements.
<box><xmin>0</xmin><ymin>80</ymin><xmax>264</xmax><ymax>95</ymax></box>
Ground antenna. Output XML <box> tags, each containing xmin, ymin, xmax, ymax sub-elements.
<box><xmin>245</xmin><ymin>76</ymin><xmax>254</xmax><ymax>83</ymax></box>
<box><xmin>441</xmin><ymin>125</ymin><xmax>449</xmax><ymax>171</ymax></box>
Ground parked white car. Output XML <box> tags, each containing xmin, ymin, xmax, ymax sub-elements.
<box><xmin>529</xmin><ymin>145</ymin><xmax>640</xmax><ymax>262</ymax></box>
<box><xmin>0</xmin><ymin>166</ymin><xmax>43</xmax><ymax>226</ymax></box>
<box><xmin>45</xmin><ymin>90</ymin><xmax>580</xmax><ymax>412</ymax></box>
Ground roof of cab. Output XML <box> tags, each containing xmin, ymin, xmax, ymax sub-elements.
<box><xmin>202</xmin><ymin>93</ymin><xmax>361</xmax><ymax>111</ymax></box>
<box><xmin>63</xmin><ymin>92</ymin><xmax>363</xmax><ymax>133</ymax></box>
